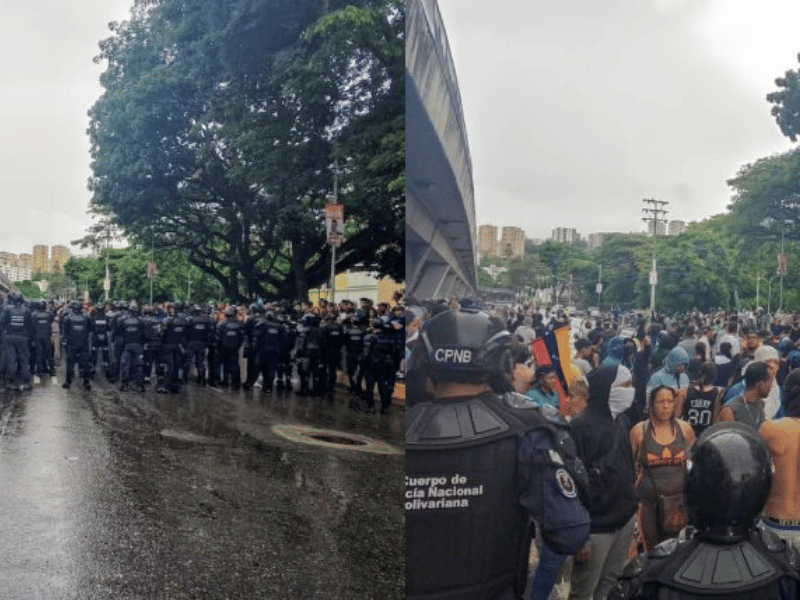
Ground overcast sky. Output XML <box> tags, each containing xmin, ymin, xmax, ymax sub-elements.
<box><xmin>0</xmin><ymin>0</ymin><xmax>133</xmax><ymax>256</ymax></box>
<box><xmin>436</xmin><ymin>0</ymin><xmax>800</xmax><ymax>241</ymax></box>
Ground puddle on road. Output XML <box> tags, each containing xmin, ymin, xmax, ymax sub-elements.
<box><xmin>272</xmin><ymin>424</ymin><xmax>402</xmax><ymax>455</ymax></box>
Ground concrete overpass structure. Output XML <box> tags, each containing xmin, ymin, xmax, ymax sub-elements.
<box><xmin>406</xmin><ymin>0</ymin><xmax>477</xmax><ymax>300</ymax></box>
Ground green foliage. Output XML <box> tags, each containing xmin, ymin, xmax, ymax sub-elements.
<box><xmin>88</xmin><ymin>0</ymin><xmax>404</xmax><ymax>302</ymax></box>
<box><xmin>767</xmin><ymin>54</ymin><xmax>800</xmax><ymax>142</ymax></box>
<box><xmin>16</xmin><ymin>281</ymin><xmax>43</xmax><ymax>299</ymax></box>
<box><xmin>64</xmin><ymin>247</ymin><xmax>221</xmax><ymax>304</ymax></box>
<box><xmin>727</xmin><ymin>150</ymin><xmax>800</xmax><ymax>243</ymax></box>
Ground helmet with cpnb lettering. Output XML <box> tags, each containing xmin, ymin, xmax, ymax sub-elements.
<box><xmin>412</xmin><ymin>308</ymin><xmax>512</xmax><ymax>384</ymax></box>
<box><xmin>686</xmin><ymin>422</ymin><xmax>772</xmax><ymax>543</ymax></box>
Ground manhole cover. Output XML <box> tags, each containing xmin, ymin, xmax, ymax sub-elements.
<box><xmin>305</xmin><ymin>433</ymin><xmax>367</xmax><ymax>446</ymax></box>
<box><xmin>272</xmin><ymin>425</ymin><xmax>402</xmax><ymax>455</ymax></box>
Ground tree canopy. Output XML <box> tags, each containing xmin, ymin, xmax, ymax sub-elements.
<box><xmin>88</xmin><ymin>0</ymin><xmax>403</xmax><ymax>302</ymax></box>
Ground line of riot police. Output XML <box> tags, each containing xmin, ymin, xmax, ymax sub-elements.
<box><xmin>0</xmin><ymin>293</ymin><xmax>404</xmax><ymax>411</ymax></box>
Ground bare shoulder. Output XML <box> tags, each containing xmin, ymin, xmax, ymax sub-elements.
<box><xmin>760</xmin><ymin>418</ymin><xmax>791</xmax><ymax>455</ymax></box>
<box><xmin>718</xmin><ymin>405</ymin><xmax>734</xmax><ymax>421</ymax></box>
<box><xmin>630</xmin><ymin>421</ymin><xmax>646</xmax><ymax>443</ymax></box>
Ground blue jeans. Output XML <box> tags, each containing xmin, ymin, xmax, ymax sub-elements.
<box><xmin>529</xmin><ymin>543</ymin><xmax>567</xmax><ymax>600</ymax></box>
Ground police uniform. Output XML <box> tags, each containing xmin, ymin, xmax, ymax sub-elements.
<box><xmin>256</xmin><ymin>313</ymin><xmax>285</xmax><ymax>393</ymax></box>
<box><xmin>294</xmin><ymin>314</ymin><xmax>324</xmax><ymax>396</ymax></box>
<box><xmin>185</xmin><ymin>307</ymin><xmax>213</xmax><ymax>386</ymax></box>
<box><xmin>160</xmin><ymin>311</ymin><xmax>188</xmax><ymax>392</ymax></box>
<box><xmin>91</xmin><ymin>308</ymin><xmax>111</xmax><ymax>379</ymax></box>
<box><xmin>406</xmin><ymin>309</ymin><xmax>590</xmax><ymax>600</ymax></box>
<box><xmin>275</xmin><ymin>315</ymin><xmax>296</xmax><ymax>390</ymax></box>
<box><xmin>118</xmin><ymin>308</ymin><xmax>146</xmax><ymax>390</ymax></box>
<box><xmin>61</xmin><ymin>302</ymin><xmax>92</xmax><ymax>389</ymax></box>
<box><xmin>31</xmin><ymin>302</ymin><xmax>54</xmax><ymax>377</ymax></box>
<box><xmin>216</xmin><ymin>309</ymin><xmax>244</xmax><ymax>388</ymax></box>
<box><xmin>0</xmin><ymin>294</ymin><xmax>35</xmax><ymax>389</ymax></box>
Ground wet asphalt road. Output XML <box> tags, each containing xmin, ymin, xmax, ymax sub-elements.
<box><xmin>0</xmin><ymin>372</ymin><xmax>404</xmax><ymax>599</ymax></box>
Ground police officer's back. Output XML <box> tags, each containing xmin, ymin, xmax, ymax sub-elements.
<box><xmin>406</xmin><ymin>309</ymin><xmax>590</xmax><ymax>600</ymax></box>
<box><xmin>610</xmin><ymin>422</ymin><xmax>800</xmax><ymax>600</ymax></box>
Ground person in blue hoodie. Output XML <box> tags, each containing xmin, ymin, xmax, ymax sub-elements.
<box><xmin>645</xmin><ymin>346</ymin><xmax>690</xmax><ymax>415</ymax></box>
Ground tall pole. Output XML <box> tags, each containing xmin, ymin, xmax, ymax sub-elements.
<box><xmin>104</xmin><ymin>231</ymin><xmax>110</xmax><ymax>303</ymax></box>
<box><xmin>597</xmin><ymin>265</ymin><xmax>602</xmax><ymax>310</ymax></box>
<box><xmin>780</xmin><ymin>199</ymin><xmax>786</xmax><ymax>313</ymax></box>
<box><xmin>149</xmin><ymin>246</ymin><xmax>154</xmax><ymax>305</ymax></box>
<box><xmin>329</xmin><ymin>155</ymin><xmax>339</xmax><ymax>305</ymax></box>
<box><xmin>642</xmin><ymin>198</ymin><xmax>669</xmax><ymax>316</ymax></box>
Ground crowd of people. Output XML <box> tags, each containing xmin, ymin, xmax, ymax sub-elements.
<box><xmin>406</xmin><ymin>300</ymin><xmax>800</xmax><ymax>600</ymax></box>
<box><xmin>0</xmin><ymin>291</ymin><xmax>405</xmax><ymax>414</ymax></box>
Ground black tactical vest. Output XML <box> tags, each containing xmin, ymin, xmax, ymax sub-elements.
<box><xmin>406</xmin><ymin>394</ymin><xmax>553</xmax><ymax>600</ymax></box>
<box><xmin>262</xmin><ymin>319</ymin><xmax>283</xmax><ymax>352</ymax></box>
<box><xmin>637</xmin><ymin>528</ymin><xmax>800</xmax><ymax>600</ymax></box>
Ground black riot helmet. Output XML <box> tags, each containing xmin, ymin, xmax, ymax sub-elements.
<box><xmin>685</xmin><ymin>422</ymin><xmax>772</xmax><ymax>543</ymax></box>
<box><xmin>413</xmin><ymin>308</ymin><xmax>512</xmax><ymax>384</ymax></box>
<box><xmin>71</xmin><ymin>300</ymin><xmax>82</xmax><ymax>313</ymax></box>
<box><xmin>224</xmin><ymin>306</ymin><xmax>236</xmax><ymax>318</ymax></box>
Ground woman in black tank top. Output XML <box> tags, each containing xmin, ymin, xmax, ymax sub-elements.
<box><xmin>631</xmin><ymin>386</ymin><xmax>696</xmax><ymax>550</ymax></box>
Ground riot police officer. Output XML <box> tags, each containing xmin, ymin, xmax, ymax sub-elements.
<box><xmin>90</xmin><ymin>304</ymin><xmax>112</xmax><ymax>380</ymax></box>
<box><xmin>107</xmin><ymin>300</ymin><xmax>129</xmax><ymax>383</ymax></box>
<box><xmin>1</xmin><ymin>292</ymin><xmax>35</xmax><ymax>390</ymax></box>
<box><xmin>142</xmin><ymin>304</ymin><xmax>164</xmax><ymax>386</ymax></box>
<box><xmin>61</xmin><ymin>300</ymin><xmax>92</xmax><ymax>390</ymax></box>
<box><xmin>343</xmin><ymin>314</ymin><xmax>366</xmax><ymax>394</ymax></box>
<box><xmin>242</xmin><ymin>304</ymin><xmax>266</xmax><ymax>390</ymax></box>
<box><xmin>216</xmin><ymin>306</ymin><xmax>244</xmax><ymax>389</ymax></box>
<box><xmin>362</xmin><ymin>319</ymin><xmax>399</xmax><ymax>414</ymax></box>
<box><xmin>610</xmin><ymin>422</ymin><xmax>800</xmax><ymax>599</ymax></box>
<box><xmin>254</xmin><ymin>310</ymin><xmax>285</xmax><ymax>393</ymax></box>
<box><xmin>320</xmin><ymin>314</ymin><xmax>344</xmax><ymax>396</ymax></box>
<box><xmin>159</xmin><ymin>304</ymin><xmax>188</xmax><ymax>393</ymax></box>
<box><xmin>117</xmin><ymin>301</ymin><xmax>146</xmax><ymax>391</ymax></box>
<box><xmin>275</xmin><ymin>313</ymin><xmax>296</xmax><ymax>391</ymax></box>
<box><xmin>294</xmin><ymin>312</ymin><xmax>324</xmax><ymax>396</ymax></box>
<box><xmin>185</xmin><ymin>304</ymin><xmax>213</xmax><ymax>386</ymax></box>
<box><xmin>406</xmin><ymin>308</ymin><xmax>590</xmax><ymax>600</ymax></box>
<box><xmin>31</xmin><ymin>299</ymin><xmax>54</xmax><ymax>379</ymax></box>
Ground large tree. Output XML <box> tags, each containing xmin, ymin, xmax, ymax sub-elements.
<box><xmin>767</xmin><ymin>54</ymin><xmax>800</xmax><ymax>142</ymax></box>
<box><xmin>88</xmin><ymin>0</ymin><xmax>403</xmax><ymax>301</ymax></box>
<box><xmin>726</xmin><ymin>150</ymin><xmax>800</xmax><ymax>243</ymax></box>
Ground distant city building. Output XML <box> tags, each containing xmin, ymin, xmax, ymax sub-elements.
<box><xmin>668</xmin><ymin>220</ymin><xmax>687</xmax><ymax>236</ymax></box>
<box><xmin>477</xmin><ymin>224</ymin><xmax>499</xmax><ymax>258</ymax></box>
<box><xmin>587</xmin><ymin>232</ymin><xmax>608</xmax><ymax>250</ymax></box>
<box><xmin>18</xmin><ymin>253</ymin><xmax>33</xmax><ymax>270</ymax></box>
<box><xmin>499</xmin><ymin>226</ymin><xmax>525</xmax><ymax>258</ymax></box>
<box><xmin>646</xmin><ymin>221</ymin><xmax>667</xmax><ymax>236</ymax></box>
<box><xmin>0</xmin><ymin>263</ymin><xmax>32</xmax><ymax>282</ymax></box>
<box><xmin>33</xmin><ymin>245</ymin><xmax>49</xmax><ymax>273</ymax></box>
<box><xmin>552</xmin><ymin>227</ymin><xmax>579</xmax><ymax>244</ymax></box>
<box><xmin>50</xmin><ymin>245</ymin><xmax>70</xmax><ymax>272</ymax></box>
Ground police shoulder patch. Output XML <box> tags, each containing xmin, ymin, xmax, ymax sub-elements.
<box><xmin>555</xmin><ymin>468</ymin><xmax>577</xmax><ymax>499</ymax></box>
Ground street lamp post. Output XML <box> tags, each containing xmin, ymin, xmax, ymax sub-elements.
<box><xmin>768</xmin><ymin>276</ymin><xmax>778</xmax><ymax>315</ymax></box>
